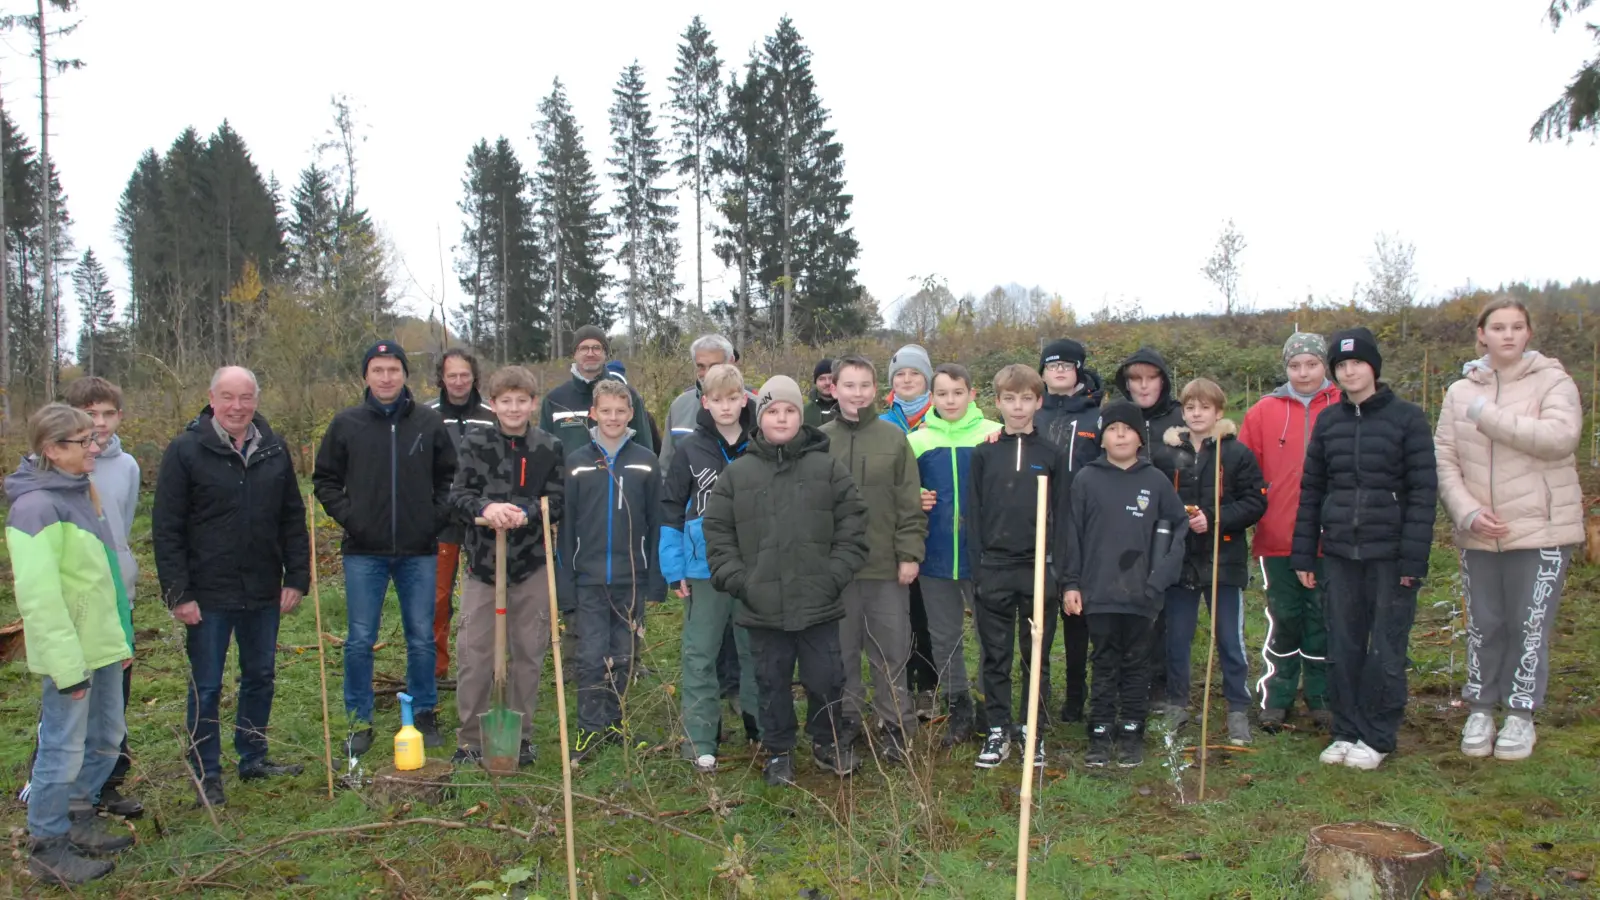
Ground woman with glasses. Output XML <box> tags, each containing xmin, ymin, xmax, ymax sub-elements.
<box><xmin>5</xmin><ymin>404</ymin><xmax>134</xmax><ymax>885</ymax></box>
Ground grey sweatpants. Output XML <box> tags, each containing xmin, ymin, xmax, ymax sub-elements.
<box><xmin>455</xmin><ymin>574</ymin><xmax>551</xmax><ymax>749</ymax></box>
<box><xmin>838</xmin><ymin>578</ymin><xmax>918</xmax><ymax>736</ymax></box>
<box><xmin>921</xmin><ymin>577</ymin><xmax>973</xmax><ymax>697</ymax></box>
<box><xmin>1461</xmin><ymin>546</ymin><xmax>1571</xmax><ymax>717</ymax></box>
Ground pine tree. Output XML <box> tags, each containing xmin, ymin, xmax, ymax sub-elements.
<box><xmin>285</xmin><ymin>163</ymin><xmax>338</xmax><ymax>292</ymax></box>
<box><xmin>710</xmin><ymin>59</ymin><xmax>765</xmax><ymax>349</ymax></box>
<box><xmin>608</xmin><ymin>61</ymin><xmax>679</xmax><ymax>345</ymax></box>
<box><xmin>72</xmin><ymin>247</ymin><xmax>113</xmax><ymax>376</ymax></box>
<box><xmin>455</xmin><ymin>138</ymin><xmax>547</xmax><ymax>362</ymax></box>
<box><xmin>534</xmin><ymin>78</ymin><xmax>611</xmax><ymax>356</ymax></box>
<box><xmin>666</xmin><ymin>16</ymin><xmax>722</xmax><ymax>314</ymax></box>
<box><xmin>1</xmin><ymin>109</ymin><xmax>71</xmax><ymax>404</ymax></box>
<box><xmin>455</xmin><ymin>139</ymin><xmax>495</xmax><ymax>353</ymax></box>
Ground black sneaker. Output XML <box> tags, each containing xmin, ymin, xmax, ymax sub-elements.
<box><xmin>413</xmin><ymin>710</ymin><xmax>443</xmax><ymax>748</ymax></box>
<box><xmin>1023</xmin><ymin>728</ymin><xmax>1045</xmax><ymax>768</ymax></box>
<box><xmin>763</xmin><ymin>753</ymin><xmax>795</xmax><ymax>786</ymax></box>
<box><xmin>195</xmin><ymin>776</ymin><xmax>227</xmax><ymax>810</ymax></box>
<box><xmin>67</xmin><ymin>814</ymin><xmax>134</xmax><ymax>856</ymax></box>
<box><xmin>1085</xmin><ymin>724</ymin><xmax>1113</xmax><ymax>768</ymax></box>
<box><xmin>881</xmin><ymin>727</ymin><xmax>910</xmax><ymax>765</ymax></box>
<box><xmin>346</xmin><ymin>726</ymin><xmax>375</xmax><ymax>758</ymax></box>
<box><xmin>975</xmin><ymin>727</ymin><xmax>1011</xmax><ymax>769</ymax></box>
<box><xmin>28</xmin><ymin>836</ymin><xmax>114</xmax><ymax>885</ymax></box>
<box><xmin>1115</xmin><ymin>722</ymin><xmax>1144</xmax><ymax>768</ymax></box>
<box><xmin>96</xmin><ymin>786</ymin><xmax>143</xmax><ymax>819</ymax></box>
<box><xmin>239</xmin><ymin>759</ymin><xmax>305</xmax><ymax>780</ymax></box>
<box><xmin>518</xmin><ymin>740</ymin><xmax>537</xmax><ymax>767</ymax></box>
<box><xmin>813</xmin><ymin>742</ymin><xmax>859</xmax><ymax>776</ymax></box>
<box><xmin>451</xmin><ymin>747</ymin><xmax>483</xmax><ymax>767</ymax></box>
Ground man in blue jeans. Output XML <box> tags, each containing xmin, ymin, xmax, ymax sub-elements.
<box><xmin>314</xmin><ymin>342</ymin><xmax>458</xmax><ymax>756</ymax></box>
<box><xmin>153</xmin><ymin>366</ymin><xmax>312</xmax><ymax>808</ymax></box>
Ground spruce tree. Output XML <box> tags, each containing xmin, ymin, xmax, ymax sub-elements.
<box><xmin>455</xmin><ymin>139</ymin><xmax>496</xmax><ymax>353</ymax></box>
<box><xmin>709</xmin><ymin>60</ymin><xmax>766</xmax><ymax>348</ymax></box>
<box><xmin>608</xmin><ymin>61</ymin><xmax>679</xmax><ymax>345</ymax></box>
<box><xmin>457</xmin><ymin>138</ymin><xmax>547</xmax><ymax>362</ymax></box>
<box><xmin>72</xmin><ymin>247</ymin><xmax>113</xmax><ymax>376</ymax></box>
<box><xmin>666</xmin><ymin>16</ymin><xmax>722</xmax><ymax>314</ymax></box>
<box><xmin>534</xmin><ymin>78</ymin><xmax>611</xmax><ymax>356</ymax></box>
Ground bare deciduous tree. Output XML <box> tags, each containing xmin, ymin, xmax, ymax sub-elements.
<box><xmin>1364</xmin><ymin>232</ymin><xmax>1419</xmax><ymax>339</ymax></box>
<box><xmin>1201</xmin><ymin>219</ymin><xmax>1246</xmax><ymax>316</ymax></box>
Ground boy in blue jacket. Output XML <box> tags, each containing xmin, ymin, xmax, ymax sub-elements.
<box><xmin>659</xmin><ymin>364</ymin><xmax>761</xmax><ymax>773</ymax></box>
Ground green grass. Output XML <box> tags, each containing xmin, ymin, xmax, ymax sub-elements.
<box><xmin>2</xmin><ymin>501</ymin><xmax>1598</xmax><ymax>898</ymax></box>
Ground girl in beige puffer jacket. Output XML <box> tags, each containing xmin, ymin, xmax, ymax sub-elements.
<box><xmin>1434</xmin><ymin>297</ymin><xmax>1582</xmax><ymax>763</ymax></box>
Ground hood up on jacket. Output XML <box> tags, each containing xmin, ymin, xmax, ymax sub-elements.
<box><xmin>1114</xmin><ymin>347</ymin><xmax>1177</xmax><ymax>418</ymax></box>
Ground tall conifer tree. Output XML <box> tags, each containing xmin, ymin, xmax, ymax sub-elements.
<box><xmin>666</xmin><ymin>16</ymin><xmax>722</xmax><ymax>314</ymax></box>
<box><xmin>534</xmin><ymin>78</ymin><xmax>611</xmax><ymax>356</ymax></box>
<box><xmin>608</xmin><ymin>61</ymin><xmax>679</xmax><ymax>344</ymax></box>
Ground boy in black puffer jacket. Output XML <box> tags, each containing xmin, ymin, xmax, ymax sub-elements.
<box><xmin>1292</xmin><ymin>328</ymin><xmax>1436</xmax><ymax>772</ymax></box>
<box><xmin>1159</xmin><ymin>379</ymin><xmax>1266</xmax><ymax>745</ymax></box>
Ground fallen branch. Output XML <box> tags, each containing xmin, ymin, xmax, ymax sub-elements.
<box><xmin>1182</xmin><ymin>744</ymin><xmax>1260</xmax><ymax>754</ymax></box>
<box><xmin>657</xmin><ymin>798</ymin><xmax>746</xmax><ymax>820</ymax></box>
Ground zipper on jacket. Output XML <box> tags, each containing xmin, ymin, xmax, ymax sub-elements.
<box><xmin>604</xmin><ymin>449</ymin><xmax>616</xmax><ymax>584</ymax></box>
<box><xmin>949</xmin><ymin>446</ymin><xmax>960</xmax><ymax>579</ymax></box>
<box><xmin>390</xmin><ymin>422</ymin><xmax>398</xmax><ymax>554</ymax></box>
<box><xmin>1351</xmin><ymin>404</ymin><xmax>1362</xmax><ymax>560</ymax></box>
<box><xmin>1490</xmin><ymin>372</ymin><xmax>1500</xmax><ymax>552</ymax></box>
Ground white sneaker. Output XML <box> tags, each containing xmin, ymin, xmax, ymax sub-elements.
<box><xmin>1319</xmin><ymin>740</ymin><xmax>1355</xmax><ymax>765</ymax></box>
<box><xmin>1493</xmin><ymin>717</ymin><xmax>1536</xmax><ymax>761</ymax></box>
<box><xmin>692</xmin><ymin>754</ymin><xmax>717</xmax><ymax>774</ymax></box>
<box><xmin>1343</xmin><ymin>740</ymin><xmax>1387</xmax><ymax>770</ymax></box>
<box><xmin>1460</xmin><ymin>712</ymin><xmax>1496</xmax><ymax>758</ymax></box>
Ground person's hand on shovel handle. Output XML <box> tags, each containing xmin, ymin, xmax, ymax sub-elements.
<box><xmin>481</xmin><ymin>503</ymin><xmax>528</xmax><ymax>531</ymax></box>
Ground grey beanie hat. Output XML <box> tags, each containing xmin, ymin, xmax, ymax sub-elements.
<box><xmin>755</xmin><ymin>375</ymin><xmax>805</xmax><ymax>422</ymax></box>
<box><xmin>889</xmin><ymin>343</ymin><xmax>934</xmax><ymax>387</ymax></box>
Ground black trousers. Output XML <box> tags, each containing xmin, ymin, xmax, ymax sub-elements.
<box><xmin>973</xmin><ymin>567</ymin><xmax>1052</xmax><ymax>733</ymax></box>
<box><xmin>1057</xmin><ymin>611</ymin><xmax>1089</xmax><ymax>717</ymax></box>
<box><xmin>907</xmin><ymin>579</ymin><xmax>939</xmax><ymax>695</ymax></box>
<box><xmin>1088</xmin><ymin>612</ymin><xmax>1154</xmax><ymax>728</ymax></box>
<box><xmin>1323</xmin><ymin>557</ymin><xmax>1418</xmax><ymax>754</ymax></box>
<box><xmin>747</xmin><ymin>621</ymin><xmax>852</xmax><ymax>754</ymax></box>
<box><xmin>1147</xmin><ymin>608</ymin><xmax>1168</xmax><ymax>702</ymax></box>
<box><xmin>716</xmin><ymin>622</ymin><xmax>740</xmax><ymax>699</ymax></box>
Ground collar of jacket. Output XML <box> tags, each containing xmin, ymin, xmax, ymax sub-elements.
<box><xmin>587</xmin><ymin>426</ymin><xmax>636</xmax><ymax>459</ymax></box>
<box><xmin>436</xmin><ymin>388</ymin><xmax>486</xmax><ymax>418</ymax></box>
<box><xmin>695</xmin><ymin>402</ymin><xmax>754</xmax><ymax>452</ymax></box>
<box><xmin>1043</xmin><ymin>368</ymin><xmax>1105</xmax><ymax>414</ymax></box>
<box><xmin>836</xmin><ymin>403</ymin><xmax>881</xmax><ymax>429</ymax></box>
<box><xmin>1340</xmin><ymin>383</ymin><xmax>1396</xmax><ymax>412</ymax></box>
<box><xmin>924</xmin><ymin>401</ymin><xmax>991</xmax><ymax>439</ymax></box>
<box><xmin>1463</xmin><ymin>350</ymin><xmax>1558</xmax><ymax>386</ymax></box>
<box><xmin>191</xmin><ymin>408</ymin><xmax>276</xmax><ymax>455</ymax></box>
<box><xmin>752</xmin><ymin>423</ymin><xmax>829</xmax><ymax>463</ymax></box>
<box><xmin>363</xmin><ymin>386</ymin><xmax>415</xmax><ymax>417</ymax></box>
<box><xmin>811</xmin><ymin>389</ymin><xmax>838</xmax><ymax>410</ymax></box>
<box><xmin>1162</xmin><ymin>417</ymin><xmax>1238</xmax><ymax>451</ymax></box>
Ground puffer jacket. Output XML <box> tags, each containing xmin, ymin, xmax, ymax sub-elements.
<box><xmin>1435</xmin><ymin>351</ymin><xmax>1583</xmax><ymax>552</ymax></box>
<box><xmin>701</xmin><ymin>425</ymin><xmax>869</xmax><ymax>631</ymax></box>
<box><xmin>908</xmin><ymin>402</ymin><xmax>1002</xmax><ymax>580</ymax></box>
<box><xmin>1163</xmin><ymin>419</ymin><xmax>1268</xmax><ymax>588</ymax></box>
<box><xmin>1238</xmin><ymin>380</ymin><xmax>1341</xmax><ymax>558</ymax></box>
<box><xmin>821</xmin><ymin>405</ymin><xmax>927</xmax><ymax>578</ymax></box>
<box><xmin>1290</xmin><ymin>385</ymin><xmax>1438</xmax><ymax>579</ymax></box>
<box><xmin>1114</xmin><ymin>347</ymin><xmax>1185</xmax><ymax>478</ymax></box>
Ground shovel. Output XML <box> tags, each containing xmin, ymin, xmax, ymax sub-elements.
<box><xmin>478</xmin><ymin>525</ymin><xmax>522</xmax><ymax>774</ymax></box>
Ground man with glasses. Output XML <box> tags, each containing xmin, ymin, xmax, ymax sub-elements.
<box><xmin>539</xmin><ymin>325</ymin><xmax>655</xmax><ymax>460</ymax></box>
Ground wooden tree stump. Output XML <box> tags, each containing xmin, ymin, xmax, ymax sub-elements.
<box><xmin>1303</xmin><ymin>821</ymin><xmax>1446</xmax><ymax>900</ymax></box>
<box><xmin>370</xmin><ymin>760</ymin><xmax>454</xmax><ymax>806</ymax></box>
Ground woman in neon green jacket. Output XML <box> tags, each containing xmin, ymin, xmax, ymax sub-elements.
<box><xmin>6</xmin><ymin>404</ymin><xmax>134</xmax><ymax>885</ymax></box>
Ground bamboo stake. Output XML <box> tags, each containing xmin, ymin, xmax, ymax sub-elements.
<box><xmin>1197</xmin><ymin>431</ymin><xmax>1224</xmax><ymax>802</ymax></box>
<box><xmin>1016</xmin><ymin>475</ymin><xmax>1049</xmax><ymax>900</ymax></box>
<box><xmin>541</xmin><ymin>497</ymin><xmax>580</xmax><ymax>900</ymax></box>
<box><xmin>1422</xmin><ymin>349</ymin><xmax>1430</xmax><ymax>422</ymax></box>
<box><xmin>1590</xmin><ymin>339</ymin><xmax>1597</xmax><ymax>468</ymax></box>
<box><xmin>307</xmin><ymin>499</ymin><xmax>335</xmax><ymax>801</ymax></box>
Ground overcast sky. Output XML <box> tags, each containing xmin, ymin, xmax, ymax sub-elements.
<box><xmin>10</xmin><ymin>1</ymin><xmax>1599</xmax><ymax>335</ymax></box>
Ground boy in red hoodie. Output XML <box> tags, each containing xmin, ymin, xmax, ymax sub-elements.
<box><xmin>1237</xmin><ymin>332</ymin><xmax>1340</xmax><ymax>732</ymax></box>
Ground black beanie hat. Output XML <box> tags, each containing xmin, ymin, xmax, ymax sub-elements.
<box><xmin>571</xmin><ymin>324</ymin><xmax>609</xmax><ymax>355</ymax></box>
<box><xmin>813</xmin><ymin>358</ymin><xmax>834</xmax><ymax>381</ymax></box>
<box><xmin>1039</xmin><ymin>338</ymin><xmax>1087</xmax><ymax>373</ymax></box>
<box><xmin>1327</xmin><ymin>327</ymin><xmax>1382</xmax><ymax>379</ymax></box>
<box><xmin>362</xmin><ymin>340</ymin><xmax>409</xmax><ymax>376</ymax></box>
<box><xmin>1098</xmin><ymin>400</ymin><xmax>1144</xmax><ymax>445</ymax></box>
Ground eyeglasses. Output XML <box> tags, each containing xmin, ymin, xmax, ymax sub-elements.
<box><xmin>56</xmin><ymin>436</ymin><xmax>98</xmax><ymax>449</ymax></box>
<box><xmin>1043</xmin><ymin>362</ymin><xmax>1075</xmax><ymax>372</ymax></box>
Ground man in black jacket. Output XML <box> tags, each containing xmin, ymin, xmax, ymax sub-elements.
<box><xmin>313</xmin><ymin>341</ymin><xmax>458</xmax><ymax>756</ymax></box>
<box><xmin>538</xmin><ymin>325</ymin><xmax>655</xmax><ymax>461</ymax></box>
<box><xmin>426</xmin><ymin>349</ymin><xmax>496</xmax><ymax>680</ymax></box>
<box><xmin>153</xmin><ymin>366</ymin><xmax>310</xmax><ymax>808</ymax></box>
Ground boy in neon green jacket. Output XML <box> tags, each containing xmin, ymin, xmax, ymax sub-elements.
<box><xmin>6</xmin><ymin>404</ymin><xmax>133</xmax><ymax>884</ymax></box>
<box><xmin>907</xmin><ymin>363</ymin><xmax>1000</xmax><ymax>745</ymax></box>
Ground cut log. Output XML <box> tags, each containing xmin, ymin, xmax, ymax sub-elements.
<box><xmin>0</xmin><ymin>618</ymin><xmax>23</xmax><ymax>663</ymax></box>
<box><xmin>1303</xmin><ymin>821</ymin><xmax>1446</xmax><ymax>900</ymax></box>
<box><xmin>370</xmin><ymin>760</ymin><xmax>454</xmax><ymax>806</ymax></box>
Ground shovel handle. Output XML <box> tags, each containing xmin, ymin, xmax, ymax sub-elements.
<box><xmin>493</xmin><ymin>528</ymin><xmax>508</xmax><ymax>687</ymax></box>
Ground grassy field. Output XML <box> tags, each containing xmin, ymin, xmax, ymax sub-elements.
<box><xmin>1</xmin><ymin>494</ymin><xmax>1598</xmax><ymax>899</ymax></box>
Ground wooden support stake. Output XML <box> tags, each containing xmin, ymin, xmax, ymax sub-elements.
<box><xmin>308</xmin><ymin>500</ymin><xmax>335</xmax><ymax>801</ymax></box>
<box><xmin>1198</xmin><ymin>431</ymin><xmax>1223</xmax><ymax>802</ymax></box>
<box><xmin>1015</xmin><ymin>475</ymin><xmax>1049</xmax><ymax>900</ymax></box>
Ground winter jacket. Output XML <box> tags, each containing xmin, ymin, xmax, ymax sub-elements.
<box><xmin>1060</xmin><ymin>457</ymin><xmax>1189</xmax><ymax>619</ymax></box>
<box><xmin>153</xmin><ymin>410</ymin><xmax>311</xmax><ymax>611</ymax></box>
<box><xmin>5</xmin><ymin>458</ymin><xmax>133</xmax><ymax>689</ymax></box>
<box><xmin>804</xmin><ymin>390</ymin><xmax>840</xmax><ymax>428</ymax></box>
<box><xmin>1291</xmin><ymin>385</ymin><xmax>1439</xmax><ymax>579</ymax></box>
<box><xmin>93</xmin><ymin>433</ymin><xmax>141</xmax><ymax>604</ymax></box>
<box><xmin>966</xmin><ymin>428</ymin><xmax>1072</xmax><ymax>575</ymax></box>
<box><xmin>538</xmin><ymin>368</ymin><xmax>655</xmax><ymax>462</ymax></box>
<box><xmin>659</xmin><ymin>385</ymin><xmax>758</xmax><ymax>471</ymax></box>
<box><xmin>1034</xmin><ymin>367</ymin><xmax>1104</xmax><ymax>476</ymax></box>
<box><xmin>821</xmin><ymin>406</ymin><xmax>928</xmax><ymax>579</ymax></box>
<box><xmin>448</xmin><ymin>425</ymin><xmax>565</xmax><ymax>586</ymax></box>
<box><xmin>428</xmin><ymin>390</ymin><xmax>497</xmax><ymax>545</ymax></box>
<box><xmin>659</xmin><ymin>405</ymin><xmax>754</xmax><ymax>586</ymax></box>
<box><xmin>312</xmin><ymin>387</ymin><xmax>458</xmax><ymax>558</ymax></box>
<box><xmin>1114</xmin><ymin>347</ymin><xmax>1186</xmax><ymax>478</ymax></box>
<box><xmin>1162</xmin><ymin>419</ymin><xmax>1268</xmax><ymax>588</ymax></box>
<box><xmin>1238</xmin><ymin>380</ymin><xmax>1342</xmax><ymax>558</ymax></box>
<box><xmin>1435</xmin><ymin>352</ymin><xmax>1584</xmax><ymax>552</ymax></box>
<box><xmin>556</xmin><ymin>429</ymin><xmax>665</xmax><ymax>601</ymax></box>
<box><xmin>881</xmin><ymin>391</ymin><xmax>932</xmax><ymax>434</ymax></box>
<box><xmin>908</xmin><ymin>403</ymin><xmax>1001</xmax><ymax>580</ymax></box>
<box><xmin>701</xmin><ymin>425</ymin><xmax>869</xmax><ymax>631</ymax></box>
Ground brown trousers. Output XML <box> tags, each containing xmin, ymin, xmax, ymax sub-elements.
<box><xmin>454</xmin><ymin>572</ymin><xmax>552</xmax><ymax>749</ymax></box>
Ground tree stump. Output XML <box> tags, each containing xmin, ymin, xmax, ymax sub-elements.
<box><xmin>370</xmin><ymin>760</ymin><xmax>454</xmax><ymax>806</ymax></box>
<box><xmin>1303</xmin><ymin>821</ymin><xmax>1446</xmax><ymax>900</ymax></box>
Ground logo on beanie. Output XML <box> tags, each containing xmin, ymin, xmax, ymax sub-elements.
<box><xmin>1340</xmin><ymin>339</ymin><xmax>1354</xmax><ymax>352</ymax></box>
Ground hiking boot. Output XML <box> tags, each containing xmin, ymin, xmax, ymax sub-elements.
<box><xmin>813</xmin><ymin>742</ymin><xmax>859</xmax><ymax>777</ymax></box>
<box><xmin>1058</xmin><ymin>698</ymin><xmax>1085</xmax><ymax>725</ymax></box>
<box><xmin>942</xmin><ymin>693</ymin><xmax>975</xmax><ymax>747</ymax></box>
<box><xmin>414</xmin><ymin>710</ymin><xmax>443</xmax><ymax>748</ymax></box>
<box><xmin>1460</xmin><ymin>711</ymin><xmax>1496</xmax><ymax>758</ymax></box>
<box><xmin>1319</xmin><ymin>740</ymin><xmax>1354</xmax><ymax>765</ymax></box>
<box><xmin>1343</xmin><ymin>740</ymin><xmax>1386</xmax><ymax>770</ymax></box>
<box><xmin>569</xmin><ymin>728</ymin><xmax>616</xmax><ymax>765</ymax></box>
<box><xmin>450</xmin><ymin>747</ymin><xmax>483</xmax><ymax>767</ymax></box>
<box><xmin>239</xmin><ymin>759</ymin><xmax>305</xmax><ymax>780</ymax></box>
<box><xmin>195</xmin><ymin>776</ymin><xmax>226</xmax><ymax>810</ymax></box>
<box><xmin>692</xmin><ymin>754</ymin><xmax>717</xmax><ymax>774</ymax></box>
<box><xmin>67</xmin><ymin>815</ymin><xmax>133</xmax><ymax>856</ymax></box>
<box><xmin>346</xmin><ymin>726</ymin><xmax>375</xmax><ymax>758</ymax></box>
<box><xmin>518</xmin><ymin>740</ymin><xmax>537</xmax><ymax>767</ymax></box>
<box><xmin>1085</xmin><ymin>724</ymin><xmax>1113</xmax><ymax>768</ymax></box>
<box><xmin>1309</xmin><ymin>708</ymin><xmax>1333</xmax><ymax>732</ymax></box>
<box><xmin>763</xmin><ymin>753</ymin><xmax>795</xmax><ymax>787</ymax></box>
<box><xmin>1227</xmin><ymin>711</ymin><xmax>1253</xmax><ymax>746</ymax></box>
<box><xmin>881</xmin><ymin>727</ymin><xmax>910</xmax><ymax>765</ymax></box>
<box><xmin>1494</xmin><ymin>716</ymin><xmax>1536</xmax><ymax>761</ymax></box>
<box><xmin>96</xmin><ymin>786</ymin><xmax>143</xmax><ymax>819</ymax></box>
<box><xmin>1115</xmin><ymin>721</ymin><xmax>1144</xmax><ymax>768</ymax></box>
<box><xmin>975</xmin><ymin>727</ymin><xmax>1010</xmax><ymax>769</ymax></box>
<box><xmin>1258</xmin><ymin>708</ymin><xmax>1287</xmax><ymax>734</ymax></box>
<box><xmin>28</xmin><ymin>836</ymin><xmax>113</xmax><ymax>885</ymax></box>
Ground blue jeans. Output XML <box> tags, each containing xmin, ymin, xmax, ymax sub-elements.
<box><xmin>28</xmin><ymin>664</ymin><xmax>125</xmax><ymax>839</ymax></box>
<box><xmin>1163</xmin><ymin>584</ymin><xmax>1251</xmax><ymax>712</ymax></box>
<box><xmin>185</xmin><ymin>605</ymin><xmax>282</xmax><ymax>779</ymax></box>
<box><xmin>344</xmin><ymin>554</ymin><xmax>438</xmax><ymax>721</ymax></box>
